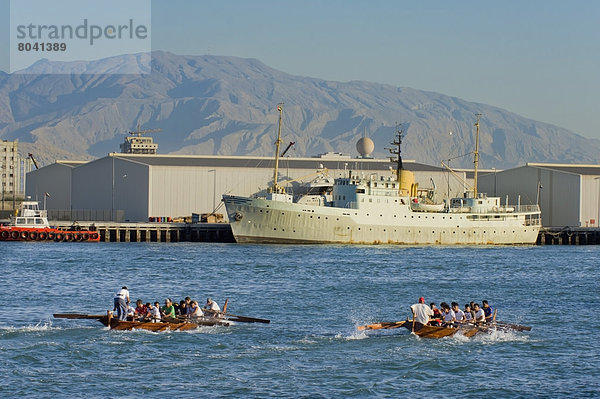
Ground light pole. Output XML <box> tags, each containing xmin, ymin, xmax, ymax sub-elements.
<box><xmin>446</xmin><ymin>130</ymin><xmax>454</xmax><ymax>201</ymax></box>
<box><xmin>12</xmin><ymin>160</ymin><xmax>16</xmax><ymax>211</ymax></box>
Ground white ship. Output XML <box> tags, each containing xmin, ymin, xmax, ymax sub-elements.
<box><xmin>222</xmin><ymin>107</ymin><xmax>541</xmax><ymax>245</ymax></box>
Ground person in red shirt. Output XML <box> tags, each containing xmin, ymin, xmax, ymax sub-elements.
<box><xmin>133</xmin><ymin>299</ymin><xmax>148</xmax><ymax>320</ymax></box>
<box><xmin>429</xmin><ymin>303</ymin><xmax>443</xmax><ymax>326</ymax></box>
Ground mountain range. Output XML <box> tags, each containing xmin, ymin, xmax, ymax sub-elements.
<box><xmin>1</xmin><ymin>51</ymin><xmax>598</xmax><ymax>169</ymax></box>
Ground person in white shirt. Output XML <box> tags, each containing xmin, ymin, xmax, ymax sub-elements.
<box><xmin>204</xmin><ymin>298</ymin><xmax>221</xmax><ymax>313</ymax></box>
<box><xmin>148</xmin><ymin>302</ymin><xmax>161</xmax><ymax>322</ymax></box>
<box><xmin>441</xmin><ymin>303</ymin><xmax>456</xmax><ymax>326</ymax></box>
<box><xmin>410</xmin><ymin>297</ymin><xmax>434</xmax><ymax>331</ymax></box>
<box><xmin>473</xmin><ymin>303</ymin><xmax>486</xmax><ymax>324</ymax></box>
<box><xmin>188</xmin><ymin>300</ymin><xmax>204</xmax><ymax>319</ymax></box>
<box><xmin>113</xmin><ymin>286</ymin><xmax>130</xmax><ymax>321</ymax></box>
<box><xmin>452</xmin><ymin>302</ymin><xmax>465</xmax><ymax>323</ymax></box>
<box><xmin>126</xmin><ymin>304</ymin><xmax>135</xmax><ymax>319</ymax></box>
<box><xmin>464</xmin><ymin>304</ymin><xmax>474</xmax><ymax>322</ymax></box>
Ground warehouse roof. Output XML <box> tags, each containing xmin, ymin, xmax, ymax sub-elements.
<box><xmin>108</xmin><ymin>153</ymin><xmax>447</xmax><ymax>172</ymax></box>
<box><xmin>526</xmin><ymin>163</ymin><xmax>600</xmax><ymax>176</ymax></box>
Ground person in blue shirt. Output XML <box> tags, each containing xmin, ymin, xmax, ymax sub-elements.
<box><xmin>482</xmin><ymin>300</ymin><xmax>494</xmax><ymax>323</ymax></box>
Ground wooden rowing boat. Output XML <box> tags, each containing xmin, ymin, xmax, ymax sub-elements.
<box><xmin>357</xmin><ymin>319</ymin><xmax>530</xmax><ymax>339</ymax></box>
<box><xmin>54</xmin><ymin>309</ymin><xmax>270</xmax><ymax>332</ymax></box>
<box><xmin>407</xmin><ymin>321</ymin><xmax>481</xmax><ymax>338</ymax></box>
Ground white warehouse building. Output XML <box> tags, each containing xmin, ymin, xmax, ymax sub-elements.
<box><xmin>26</xmin><ymin>152</ymin><xmax>470</xmax><ymax>223</ymax></box>
<box><xmin>478</xmin><ymin>163</ymin><xmax>600</xmax><ymax>228</ymax></box>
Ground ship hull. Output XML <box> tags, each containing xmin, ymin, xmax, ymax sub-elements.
<box><xmin>223</xmin><ymin>195</ymin><xmax>540</xmax><ymax>245</ymax></box>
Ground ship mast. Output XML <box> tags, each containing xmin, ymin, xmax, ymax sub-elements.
<box><xmin>271</xmin><ymin>103</ymin><xmax>284</xmax><ymax>194</ymax></box>
<box><xmin>473</xmin><ymin>113</ymin><xmax>481</xmax><ymax>198</ymax></box>
<box><xmin>388</xmin><ymin>124</ymin><xmax>404</xmax><ymax>184</ymax></box>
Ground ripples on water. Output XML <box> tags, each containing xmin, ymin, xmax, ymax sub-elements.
<box><xmin>1</xmin><ymin>243</ymin><xmax>599</xmax><ymax>398</ymax></box>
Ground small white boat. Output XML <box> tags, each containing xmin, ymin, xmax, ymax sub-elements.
<box><xmin>409</xmin><ymin>198</ymin><xmax>446</xmax><ymax>212</ymax></box>
<box><xmin>0</xmin><ymin>200</ymin><xmax>99</xmax><ymax>242</ymax></box>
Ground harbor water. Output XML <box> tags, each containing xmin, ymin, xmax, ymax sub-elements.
<box><xmin>1</xmin><ymin>243</ymin><xmax>599</xmax><ymax>398</ymax></box>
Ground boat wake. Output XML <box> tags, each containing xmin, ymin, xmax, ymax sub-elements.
<box><xmin>472</xmin><ymin>328</ymin><xmax>531</xmax><ymax>343</ymax></box>
<box><xmin>0</xmin><ymin>321</ymin><xmax>60</xmax><ymax>334</ymax></box>
<box><xmin>338</xmin><ymin>331</ymin><xmax>368</xmax><ymax>341</ymax></box>
<box><xmin>438</xmin><ymin>328</ymin><xmax>530</xmax><ymax>343</ymax></box>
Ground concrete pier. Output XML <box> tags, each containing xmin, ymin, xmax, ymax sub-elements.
<box><xmin>52</xmin><ymin>221</ymin><xmax>235</xmax><ymax>243</ymax></box>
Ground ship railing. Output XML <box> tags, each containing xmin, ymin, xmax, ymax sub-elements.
<box><xmin>512</xmin><ymin>205</ymin><xmax>540</xmax><ymax>213</ymax></box>
<box><xmin>448</xmin><ymin>204</ymin><xmax>540</xmax><ymax>214</ymax></box>
<box><xmin>482</xmin><ymin>204</ymin><xmax>540</xmax><ymax>214</ymax></box>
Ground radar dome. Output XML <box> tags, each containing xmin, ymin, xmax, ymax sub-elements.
<box><xmin>356</xmin><ymin>137</ymin><xmax>375</xmax><ymax>157</ymax></box>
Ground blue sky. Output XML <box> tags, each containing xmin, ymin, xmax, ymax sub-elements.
<box><xmin>2</xmin><ymin>0</ymin><xmax>599</xmax><ymax>140</ymax></box>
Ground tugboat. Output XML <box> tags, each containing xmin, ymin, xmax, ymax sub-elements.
<box><xmin>0</xmin><ymin>200</ymin><xmax>100</xmax><ymax>242</ymax></box>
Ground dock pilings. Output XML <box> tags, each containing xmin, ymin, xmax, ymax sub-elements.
<box><xmin>537</xmin><ymin>227</ymin><xmax>600</xmax><ymax>245</ymax></box>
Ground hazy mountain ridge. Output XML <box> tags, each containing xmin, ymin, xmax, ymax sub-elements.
<box><xmin>1</xmin><ymin>51</ymin><xmax>598</xmax><ymax>168</ymax></box>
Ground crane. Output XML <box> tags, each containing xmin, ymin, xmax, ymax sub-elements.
<box><xmin>128</xmin><ymin>124</ymin><xmax>162</xmax><ymax>137</ymax></box>
<box><xmin>28</xmin><ymin>153</ymin><xmax>39</xmax><ymax>169</ymax></box>
<box><xmin>280</xmin><ymin>141</ymin><xmax>295</xmax><ymax>157</ymax></box>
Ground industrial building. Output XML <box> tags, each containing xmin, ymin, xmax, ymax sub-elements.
<box><xmin>478</xmin><ymin>163</ymin><xmax>600</xmax><ymax>228</ymax></box>
<box><xmin>26</xmin><ymin>152</ymin><xmax>470</xmax><ymax>222</ymax></box>
<box><xmin>1</xmin><ymin>140</ymin><xmax>35</xmax><ymax>213</ymax></box>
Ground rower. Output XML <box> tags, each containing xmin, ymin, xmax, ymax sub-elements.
<box><xmin>161</xmin><ymin>298</ymin><xmax>176</xmax><ymax>320</ymax></box>
<box><xmin>204</xmin><ymin>298</ymin><xmax>221</xmax><ymax>313</ymax></box>
<box><xmin>184</xmin><ymin>296</ymin><xmax>192</xmax><ymax>316</ymax></box>
<box><xmin>134</xmin><ymin>299</ymin><xmax>147</xmax><ymax>320</ymax></box>
<box><xmin>410</xmin><ymin>297</ymin><xmax>433</xmax><ymax>331</ymax></box>
<box><xmin>464</xmin><ymin>304</ymin><xmax>474</xmax><ymax>323</ymax></box>
<box><xmin>482</xmin><ymin>300</ymin><xmax>494</xmax><ymax>323</ymax></box>
<box><xmin>148</xmin><ymin>302</ymin><xmax>161</xmax><ymax>322</ymax></box>
<box><xmin>473</xmin><ymin>303</ymin><xmax>485</xmax><ymax>324</ymax></box>
<box><xmin>430</xmin><ymin>303</ymin><xmax>443</xmax><ymax>326</ymax></box>
<box><xmin>441</xmin><ymin>303</ymin><xmax>456</xmax><ymax>327</ymax></box>
<box><xmin>177</xmin><ymin>300</ymin><xmax>188</xmax><ymax>316</ymax></box>
<box><xmin>188</xmin><ymin>300</ymin><xmax>203</xmax><ymax>319</ymax></box>
<box><xmin>452</xmin><ymin>302</ymin><xmax>465</xmax><ymax>323</ymax></box>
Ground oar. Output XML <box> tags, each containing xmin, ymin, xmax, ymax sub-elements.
<box><xmin>223</xmin><ymin>298</ymin><xmax>229</xmax><ymax>313</ymax></box>
<box><xmin>357</xmin><ymin>320</ymin><xmax>407</xmax><ymax>331</ymax></box>
<box><xmin>203</xmin><ymin>308</ymin><xmax>270</xmax><ymax>324</ymax></box>
<box><xmin>226</xmin><ymin>314</ymin><xmax>271</xmax><ymax>324</ymax></box>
